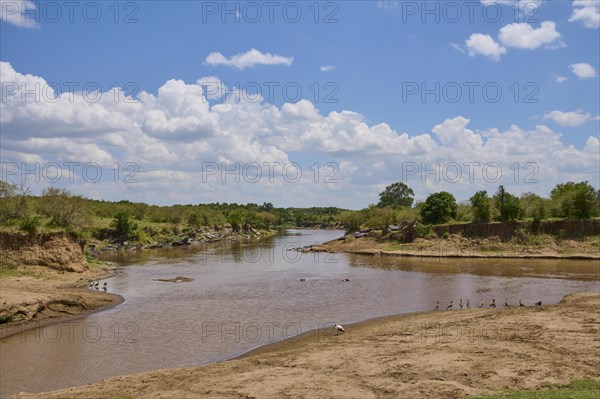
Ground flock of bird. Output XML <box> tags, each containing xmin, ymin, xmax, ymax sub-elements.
<box><xmin>88</xmin><ymin>281</ymin><xmax>108</xmax><ymax>291</ymax></box>
<box><xmin>435</xmin><ymin>298</ymin><xmax>542</xmax><ymax>310</ymax></box>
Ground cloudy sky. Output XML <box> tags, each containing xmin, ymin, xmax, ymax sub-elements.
<box><xmin>1</xmin><ymin>0</ymin><xmax>598</xmax><ymax>208</ymax></box>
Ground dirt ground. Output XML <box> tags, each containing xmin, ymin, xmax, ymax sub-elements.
<box><xmin>311</xmin><ymin>234</ymin><xmax>600</xmax><ymax>259</ymax></box>
<box><xmin>0</xmin><ymin>264</ymin><xmax>122</xmax><ymax>339</ymax></box>
<box><xmin>10</xmin><ymin>292</ymin><xmax>600</xmax><ymax>399</ymax></box>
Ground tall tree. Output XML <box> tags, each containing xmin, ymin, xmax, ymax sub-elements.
<box><xmin>550</xmin><ymin>181</ymin><xmax>598</xmax><ymax>219</ymax></box>
<box><xmin>469</xmin><ymin>190</ymin><xmax>491</xmax><ymax>223</ymax></box>
<box><xmin>377</xmin><ymin>182</ymin><xmax>415</xmax><ymax>208</ymax></box>
<box><xmin>493</xmin><ymin>185</ymin><xmax>521</xmax><ymax>221</ymax></box>
<box><xmin>420</xmin><ymin>192</ymin><xmax>458</xmax><ymax>225</ymax></box>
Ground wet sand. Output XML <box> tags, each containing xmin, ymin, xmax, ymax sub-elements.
<box><xmin>10</xmin><ymin>292</ymin><xmax>600</xmax><ymax>399</ymax></box>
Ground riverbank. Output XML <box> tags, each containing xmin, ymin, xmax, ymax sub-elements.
<box><xmin>0</xmin><ymin>227</ymin><xmax>276</xmax><ymax>334</ymax></box>
<box><xmin>309</xmin><ymin>232</ymin><xmax>600</xmax><ymax>260</ymax></box>
<box><xmin>0</xmin><ymin>261</ymin><xmax>123</xmax><ymax>339</ymax></box>
<box><xmin>11</xmin><ymin>292</ymin><xmax>600</xmax><ymax>399</ymax></box>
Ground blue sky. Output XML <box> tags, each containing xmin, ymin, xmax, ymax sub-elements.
<box><xmin>1</xmin><ymin>0</ymin><xmax>599</xmax><ymax>208</ymax></box>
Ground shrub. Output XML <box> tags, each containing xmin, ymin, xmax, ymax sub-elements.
<box><xmin>19</xmin><ymin>216</ymin><xmax>41</xmax><ymax>234</ymax></box>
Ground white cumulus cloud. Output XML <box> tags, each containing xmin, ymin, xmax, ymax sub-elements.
<box><xmin>498</xmin><ymin>21</ymin><xmax>561</xmax><ymax>50</ymax></box>
<box><xmin>204</xmin><ymin>48</ymin><xmax>293</xmax><ymax>70</ymax></box>
<box><xmin>465</xmin><ymin>33</ymin><xmax>507</xmax><ymax>61</ymax></box>
<box><xmin>1</xmin><ymin>61</ymin><xmax>598</xmax><ymax>207</ymax></box>
<box><xmin>543</xmin><ymin>110</ymin><xmax>593</xmax><ymax>126</ymax></box>
<box><xmin>570</xmin><ymin>63</ymin><xmax>597</xmax><ymax>78</ymax></box>
<box><xmin>570</xmin><ymin>0</ymin><xmax>600</xmax><ymax>28</ymax></box>
<box><xmin>0</xmin><ymin>0</ymin><xmax>38</xmax><ymax>28</ymax></box>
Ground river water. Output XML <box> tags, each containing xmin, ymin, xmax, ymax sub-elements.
<box><xmin>1</xmin><ymin>229</ymin><xmax>598</xmax><ymax>397</ymax></box>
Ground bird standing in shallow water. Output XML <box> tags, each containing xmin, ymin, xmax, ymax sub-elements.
<box><xmin>459</xmin><ymin>299</ymin><xmax>463</xmax><ymax>309</ymax></box>
<box><xmin>334</xmin><ymin>324</ymin><xmax>345</xmax><ymax>333</ymax></box>
<box><xmin>535</xmin><ymin>301</ymin><xmax>542</xmax><ymax>306</ymax></box>
<box><xmin>505</xmin><ymin>298</ymin><xmax>511</xmax><ymax>307</ymax></box>
<box><xmin>466</xmin><ymin>299</ymin><xmax>470</xmax><ymax>308</ymax></box>
<box><xmin>447</xmin><ymin>300</ymin><xmax>453</xmax><ymax>310</ymax></box>
<box><xmin>479</xmin><ymin>299</ymin><xmax>485</xmax><ymax>308</ymax></box>
<box><xmin>435</xmin><ymin>300</ymin><xmax>439</xmax><ymax>310</ymax></box>
<box><xmin>519</xmin><ymin>299</ymin><xmax>525</xmax><ymax>307</ymax></box>
<box><xmin>490</xmin><ymin>299</ymin><xmax>496</xmax><ymax>308</ymax></box>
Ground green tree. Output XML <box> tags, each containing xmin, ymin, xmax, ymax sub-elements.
<box><xmin>493</xmin><ymin>185</ymin><xmax>521</xmax><ymax>221</ymax></box>
<box><xmin>257</xmin><ymin>211</ymin><xmax>278</xmax><ymax>229</ymax></box>
<box><xmin>337</xmin><ymin>210</ymin><xmax>364</xmax><ymax>232</ymax></box>
<box><xmin>469</xmin><ymin>190</ymin><xmax>491</xmax><ymax>223</ymax></box>
<box><xmin>420</xmin><ymin>192</ymin><xmax>458</xmax><ymax>225</ymax></box>
<box><xmin>260</xmin><ymin>202</ymin><xmax>274</xmax><ymax>212</ymax></box>
<box><xmin>0</xmin><ymin>180</ymin><xmax>30</xmax><ymax>223</ymax></box>
<box><xmin>187</xmin><ymin>213</ymin><xmax>201</xmax><ymax>229</ymax></box>
<box><xmin>111</xmin><ymin>212</ymin><xmax>138</xmax><ymax>240</ymax></box>
<box><xmin>363</xmin><ymin>205</ymin><xmax>395</xmax><ymax>229</ymax></box>
<box><xmin>520</xmin><ymin>192</ymin><xmax>547</xmax><ymax>221</ymax></box>
<box><xmin>41</xmin><ymin>187</ymin><xmax>89</xmax><ymax>228</ymax></box>
<box><xmin>227</xmin><ymin>209</ymin><xmax>246</xmax><ymax>231</ymax></box>
<box><xmin>377</xmin><ymin>182</ymin><xmax>415</xmax><ymax>208</ymax></box>
<box><xmin>550</xmin><ymin>181</ymin><xmax>598</xmax><ymax>219</ymax></box>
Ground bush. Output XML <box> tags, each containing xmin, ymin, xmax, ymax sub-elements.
<box><xmin>417</xmin><ymin>223</ymin><xmax>432</xmax><ymax>237</ymax></box>
<box><xmin>19</xmin><ymin>216</ymin><xmax>41</xmax><ymax>234</ymax></box>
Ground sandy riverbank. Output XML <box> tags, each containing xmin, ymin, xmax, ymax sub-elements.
<box><xmin>309</xmin><ymin>234</ymin><xmax>600</xmax><ymax>260</ymax></box>
<box><xmin>10</xmin><ymin>292</ymin><xmax>600</xmax><ymax>399</ymax></box>
<box><xmin>0</xmin><ymin>263</ymin><xmax>123</xmax><ymax>339</ymax></box>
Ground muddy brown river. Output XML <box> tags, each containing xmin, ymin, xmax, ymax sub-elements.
<box><xmin>1</xmin><ymin>229</ymin><xmax>599</xmax><ymax>398</ymax></box>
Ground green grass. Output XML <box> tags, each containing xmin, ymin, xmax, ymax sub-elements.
<box><xmin>471</xmin><ymin>380</ymin><xmax>600</xmax><ymax>399</ymax></box>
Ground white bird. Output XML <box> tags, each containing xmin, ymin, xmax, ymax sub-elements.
<box><xmin>334</xmin><ymin>323</ymin><xmax>345</xmax><ymax>333</ymax></box>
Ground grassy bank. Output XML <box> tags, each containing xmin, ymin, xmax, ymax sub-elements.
<box><xmin>471</xmin><ymin>380</ymin><xmax>600</xmax><ymax>399</ymax></box>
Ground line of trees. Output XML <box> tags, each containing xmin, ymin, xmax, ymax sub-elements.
<box><xmin>0</xmin><ymin>181</ymin><xmax>345</xmax><ymax>239</ymax></box>
<box><xmin>1</xmin><ymin>180</ymin><xmax>598</xmax><ymax>238</ymax></box>
<box><xmin>336</xmin><ymin>181</ymin><xmax>600</xmax><ymax>231</ymax></box>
